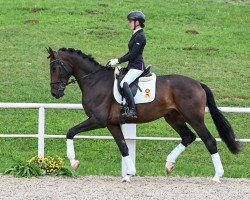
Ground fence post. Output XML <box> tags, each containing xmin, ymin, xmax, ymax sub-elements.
<box><xmin>121</xmin><ymin>124</ymin><xmax>136</xmax><ymax>177</ymax></box>
<box><xmin>38</xmin><ymin>107</ymin><xmax>45</xmax><ymax>157</ymax></box>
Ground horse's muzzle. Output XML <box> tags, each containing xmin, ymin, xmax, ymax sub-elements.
<box><xmin>51</xmin><ymin>89</ymin><xmax>64</xmax><ymax>99</ymax></box>
<box><xmin>50</xmin><ymin>82</ymin><xmax>66</xmax><ymax>99</ymax></box>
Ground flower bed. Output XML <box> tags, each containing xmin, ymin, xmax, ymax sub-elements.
<box><xmin>4</xmin><ymin>156</ymin><xmax>76</xmax><ymax>177</ymax></box>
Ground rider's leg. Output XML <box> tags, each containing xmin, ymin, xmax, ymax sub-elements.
<box><xmin>122</xmin><ymin>82</ymin><xmax>137</xmax><ymax>117</ymax></box>
<box><xmin>120</xmin><ymin>69</ymin><xmax>143</xmax><ymax>118</ymax></box>
<box><xmin>120</xmin><ymin>69</ymin><xmax>144</xmax><ymax>87</ymax></box>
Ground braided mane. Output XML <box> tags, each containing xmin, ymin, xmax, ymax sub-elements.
<box><xmin>59</xmin><ymin>48</ymin><xmax>107</xmax><ymax>68</ymax></box>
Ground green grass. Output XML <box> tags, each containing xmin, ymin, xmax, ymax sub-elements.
<box><xmin>0</xmin><ymin>0</ymin><xmax>249</xmax><ymax>178</ymax></box>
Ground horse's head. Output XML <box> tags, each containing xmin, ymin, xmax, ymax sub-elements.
<box><xmin>47</xmin><ymin>47</ymin><xmax>73</xmax><ymax>99</ymax></box>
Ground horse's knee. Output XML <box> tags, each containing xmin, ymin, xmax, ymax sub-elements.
<box><xmin>66</xmin><ymin>128</ymin><xmax>76</xmax><ymax>139</ymax></box>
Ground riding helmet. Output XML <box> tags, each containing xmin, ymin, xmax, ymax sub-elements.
<box><xmin>127</xmin><ymin>11</ymin><xmax>145</xmax><ymax>27</ymax></box>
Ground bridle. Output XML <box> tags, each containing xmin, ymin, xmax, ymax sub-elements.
<box><xmin>49</xmin><ymin>58</ymin><xmax>72</xmax><ymax>93</ymax></box>
<box><xmin>49</xmin><ymin>54</ymin><xmax>104</xmax><ymax>89</ymax></box>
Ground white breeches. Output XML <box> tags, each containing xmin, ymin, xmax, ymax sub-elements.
<box><xmin>120</xmin><ymin>69</ymin><xmax>143</xmax><ymax>88</ymax></box>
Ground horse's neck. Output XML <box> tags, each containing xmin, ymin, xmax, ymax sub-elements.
<box><xmin>78</xmin><ymin>66</ymin><xmax>114</xmax><ymax>110</ymax></box>
<box><xmin>73</xmin><ymin>59</ymin><xmax>99</xmax><ymax>77</ymax></box>
<box><xmin>72</xmin><ymin>58</ymin><xmax>113</xmax><ymax>94</ymax></box>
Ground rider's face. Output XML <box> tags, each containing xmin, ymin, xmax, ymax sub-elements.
<box><xmin>128</xmin><ymin>20</ymin><xmax>139</xmax><ymax>30</ymax></box>
<box><xmin>128</xmin><ymin>20</ymin><xmax>134</xmax><ymax>30</ymax></box>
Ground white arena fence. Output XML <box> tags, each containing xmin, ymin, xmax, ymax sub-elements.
<box><xmin>0</xmin><ymin>102</ymin><xmax>250</xmax><ymax>176</ymax></box>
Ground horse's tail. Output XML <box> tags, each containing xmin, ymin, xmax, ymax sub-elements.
<box><xmin>200</xmin><ymin>83</ymin><xmax>241</xmax><ymax>154</ymax></box>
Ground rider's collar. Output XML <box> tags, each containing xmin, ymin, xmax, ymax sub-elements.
<box><xmin>133</xmin><ymin>28</ymin><xmax>142</xmax><ymax>34</ymax></box>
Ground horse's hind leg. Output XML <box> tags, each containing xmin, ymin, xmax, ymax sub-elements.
<box><xmin>164</xmin><ymin>110</ymin><xmax>196</xmax><ymax>173</ymax></box>
<box><xmin>189</xmin><ymin>121</ymin><xmax>224</xmax><ymax>182</ymax></box>
<box><xmin>182</xmin><ymin>105</ymin><xmax>224</xmax><ymax>182</ymax></box>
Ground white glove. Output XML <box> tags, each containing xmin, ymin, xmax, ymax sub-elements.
<box><xmin>109</xmin><ymin>58</ymin><xmax>119</xmax><ymax>66</ymax></box>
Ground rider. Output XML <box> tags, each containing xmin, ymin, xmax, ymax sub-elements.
<box><xmin>109</xmin><ymin>11</ymin><xmax>147</xmax><ymax>118</ymax></box>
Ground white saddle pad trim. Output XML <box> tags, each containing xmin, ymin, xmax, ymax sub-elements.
<box><xmin>113</xmin><ymin>73</ymin><xmax>156</xmax><ymax>104</ymax></box>
<box><xmin>139</xmin><ymin>76</ymin><xmax>154</xmax><ymax>82</ymax></box>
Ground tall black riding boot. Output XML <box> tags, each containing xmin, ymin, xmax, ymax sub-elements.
<box><xmin>122</xmin><ymin>82</ymin><xmax>137</xmax><ymax>118</ymax></box>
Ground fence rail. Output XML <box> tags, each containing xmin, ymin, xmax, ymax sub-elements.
<box><xmin>1</xmin><ymin>102</ymin><xmax>250</xmax><ymax>112</ymax></box>
<box><xmin>1</xmin><ymin>134</ymin><xmax>250</xmax><ymax>142</ymax></box>
<box><xmin>1</xmin><ymin>102</ymin><xmax>249</xmax><ymax>176</ymax></box>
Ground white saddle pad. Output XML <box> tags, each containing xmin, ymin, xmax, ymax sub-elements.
<box><xmin>113</xmin><ymin>73</ymin><xmax>157</xmax><ymax>104</ymax></box>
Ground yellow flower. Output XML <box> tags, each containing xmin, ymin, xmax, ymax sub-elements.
<box><xmin>51</xmin><ymin>164</ymin><xmax>55</xmax><ymax>169</ymax></box>
<box><xmin>28</xmin><ymin>155</ymin><xmax>65</xmax><ymax>175</ymax></box>
<box><xmin>38</xmin><ymin>157</ymin><xmax>45</xmax><ymax>164</ymax></box>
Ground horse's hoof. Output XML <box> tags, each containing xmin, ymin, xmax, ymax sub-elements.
<box><xmin>212</xmin><ymin>176</ymin><xmax>222</xmax><ymax>183</ymax></box>
<box><xmin>165</xmin><ymin>162</ymin><xmax>174</xmax><ymax>174</ymax></box>
<box><xmin>71</xmin><ymin>160</ymin><xmax>80</xmax><ymax>171</ymax></box>
<box><xmin>122</xmin><ymin>175</ymin><xmax>132</xmax><ymax>183</ymax></box>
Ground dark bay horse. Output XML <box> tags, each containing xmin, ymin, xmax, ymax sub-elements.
<box><xmin>47</xmin><ymin>47</ymin><xmax>240</xmax><ymax>183</ymax></box>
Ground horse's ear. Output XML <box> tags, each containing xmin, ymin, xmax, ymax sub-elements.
<box><xmin>46</xmin><ymin>46</ymin><xmax>55</xmax><ymax>59</ymax></box>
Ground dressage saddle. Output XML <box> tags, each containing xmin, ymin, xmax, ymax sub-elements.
<box><xmin>116</xmin><ymin>67</ymin><xmax>152</xmax><ymax>97</ymax></box>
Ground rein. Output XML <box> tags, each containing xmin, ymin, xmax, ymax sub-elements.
<box><xmin>50</xmin><ymin>56</ymin><xmax>103</xmax><ymax>86</ymax></box>
<box><xmin>66</xmin><ymin>68</ymin><xmax>102</xmax><ymax>85</ymax></box>
<box><xmin>67</xmin><ymin>62</ymin><xmax>112</xmax><ymax>85</ymax></box>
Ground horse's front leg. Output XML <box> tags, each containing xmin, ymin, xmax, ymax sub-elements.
<box><xmin>66</xmin><ymin>116</ymin><xmax>106</xmax><ymax>170</ymax></box>
<box><xmin>107</xmin><ymin>125</ymin><xmax>136</xmax><ymax>182</ymax></box>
